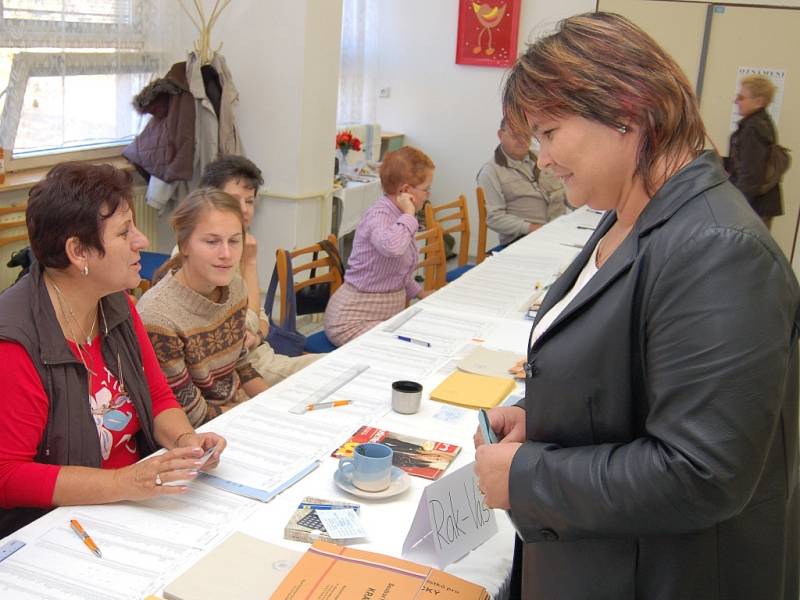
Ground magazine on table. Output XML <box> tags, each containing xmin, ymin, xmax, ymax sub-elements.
<box><xmin>332</xmin><ymin>426</ymin><xmax>461</xmax><ymax>480</ymax></box>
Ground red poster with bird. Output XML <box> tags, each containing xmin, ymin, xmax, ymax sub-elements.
<box><xmin>455</xmin><ymin>0</ymin><xmax>521</xmax><ymax>67</ymax></box>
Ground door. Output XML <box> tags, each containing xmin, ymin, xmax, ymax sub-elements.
<box><xmin>699</xmin><ymin>4</ymin><xmax>800</xmax><ymax>259</ymax></box>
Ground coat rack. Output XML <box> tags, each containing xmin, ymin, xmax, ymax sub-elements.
<box><xmin>177</xmin><ymin>0</ymin><xmax>232</xmax><ymax>64</ymax></box>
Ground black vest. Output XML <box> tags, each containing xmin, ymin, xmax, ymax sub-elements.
<box><xmin>0</xmin><ymin>261</ymin><xmax>158</xmax><ymax>536</ymax></box>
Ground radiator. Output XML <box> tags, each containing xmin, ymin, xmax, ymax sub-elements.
<box><xmin>132</xmin><ymin>185</ymin><xmax>160</xmax><ymax>247</ymax></box>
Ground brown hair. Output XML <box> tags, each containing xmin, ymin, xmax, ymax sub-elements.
<box><xmin>154</xmin><ymin>187</ymin><xmax>245</xmax><ymax>281</ymax></box>
<box><xmin>27</xmin><ymin>162</ymin><xmax>134</xmax><ymax>269</ymax></box>
<box><xmin>741</xmin><ymin>74</ymin><xmax>776</xmax><ymax>106</ymax></box>
<box><xmin>380</xmin><ymin>146</ymin><xmax>435</xmax><ymax>195</ymax></box>
<box><xmin>200</xmin><ymin>154</ymin><xmax>264</xmax><ymax>193</ymax></box>
<box><xmin>503</xmin><ymin>12</ymin><xmax>706</xmax><ymax>195</ymax></box>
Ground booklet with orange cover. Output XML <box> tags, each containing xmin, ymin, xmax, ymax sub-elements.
<box><xmin>269</xmin><ymin>540</ymin><xmax>490</xmax><ymax>600</ymax></box>
<box><xmin>332</xmin><ymin>426</ymin><xmax>461</xmax><ymax>480</ymax></box>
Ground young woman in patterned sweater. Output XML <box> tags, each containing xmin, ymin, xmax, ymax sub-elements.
<box><xmin>138</xmin><ymin>188</ymin><xmax>268</xmax><ymax>427</ymax></box>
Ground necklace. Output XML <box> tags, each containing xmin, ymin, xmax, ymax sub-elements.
<box><xmin>46</xmin><ymin>273</ymin><xmax>98</xmax><ymax>378</ymax></box>
<box><xmin>49</xmin><ymin>276</ymin><xmax>98</xmax><ymax>345</ymax></box>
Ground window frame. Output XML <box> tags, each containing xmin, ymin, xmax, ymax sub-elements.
<box><xmin>0</xmin><ymin>50</ymin><xmax>159</xmax><ymax>170</ymax></box>
<box><xmin>0</xmin><ymin>1</ymin><xmax>144</xmax><ymax>49</ymax></box>
<box><xmin>0</xmin><ymin>0</ymin><xmax>156</xmax><ymax>170</ymax></box>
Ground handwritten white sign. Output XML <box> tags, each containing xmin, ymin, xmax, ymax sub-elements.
<box><xmin>401</xmin><ymin>462</ymin><xmax>498</xmax><ymax>569</ymax></box>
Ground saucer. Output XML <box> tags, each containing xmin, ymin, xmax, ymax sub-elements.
<box><xmin>333</xmin><ymin>466</ymin><xmax>410</xmax><ymax>499</ymax></box>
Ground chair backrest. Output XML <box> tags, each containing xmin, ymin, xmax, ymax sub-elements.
<box><xmin>276</xmin><ymin>234</ymin><xmax>343</xmax><ymax>324</ymax></box>
<box><xmin>0</xmin><ymin>204</ymin><xmax>28</xmax><ymax>249</ymax></box>
<box><xmin>415</xmin><ymin>225</ymin><xmax>446</xmax><ymax>292</ymax></box>
<box><xmin>132</xmin><ymin>250</ymin><xmax>170</xmax><ymax>299</ymax></box>
<box><xmin>475</xmin><ymin>186</ymin><xmax>488</xmax><ymax>264</ymax></box>
<box><xmin>424</xmin><ymin>194</ymin><xmax>470</xmax><ymax>268</ymax></box>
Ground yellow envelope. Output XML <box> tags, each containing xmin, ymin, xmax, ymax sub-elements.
<box><xmin>430</xmin><ymin>371</ymin><xmax>516</xmax><ymax>409</ymax></box>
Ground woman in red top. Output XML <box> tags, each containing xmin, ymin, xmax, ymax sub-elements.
<box><xmin>0</xmin><ymin>162</ymin><xmax>226</xmax><ymax>536</ymax></box>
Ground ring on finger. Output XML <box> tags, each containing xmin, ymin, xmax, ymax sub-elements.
<box><xmin>155</xmin><ymin>473</ymin><xmax>163</xmax><ymax>486</ymax></box>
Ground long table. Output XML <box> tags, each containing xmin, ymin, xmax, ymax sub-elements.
<box><xmin>0</xmin><ymin>207</ymin><xmax>601</xmax><ymax>599</ymax></box>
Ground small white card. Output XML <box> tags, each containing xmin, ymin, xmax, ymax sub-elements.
<box><xmin>401</xmin><ymin>462</ymin><xmax>498</xmax><ymax>569</ymax></box>
<box><xmin>316</xmin><ymin>509</ymin><xmax>367</xmax><ymax>540</ymax></box>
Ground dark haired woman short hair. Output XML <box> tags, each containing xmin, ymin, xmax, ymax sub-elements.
<box><xmin>0</xmin><ymin>162</ymin><xmax>226</xmax><ymax>537</ymax></box>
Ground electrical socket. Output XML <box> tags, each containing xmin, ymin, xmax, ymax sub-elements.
<box><xmin>379</xmin><ymin>86</ymin><xmax>391</xmax><ymax>98</ymax></box>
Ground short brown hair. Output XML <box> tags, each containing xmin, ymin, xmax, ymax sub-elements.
<box><xmin>503</xmin><ymin>12</ymin><xmax>706</xmax><ymax>195</ymax></box>
<box><xmin>200</xmin><ymin>155</ymin><xmax>264</xmax><ymax>193</ymax></box>
<box><xmin>741</xmin><ymin>74</ymin><xmax>776</xmax><ymax>106</ymax></box>
<box><xmin>380</xmin><ymin>146</ymin><xmax>435</xmax><ymax>195</ymax></box>
<box><xmin>27</xmin><ymin>162</ymin><xmax>133</xmax><ymax>269</ymax></box>
<box><xmin>155</xmin><ymin>187</ymin><xmax>245</xmax><ymax>281</ymax></box>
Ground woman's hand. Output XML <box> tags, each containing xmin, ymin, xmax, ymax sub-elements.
<box><xmin>396</xmin><ymin>192</ymin><xmax>417</xmax><ymax>215</ymax></box>
<box><xmin>473</xmin><ymin>406</ymin><xmax>526</xmax><ymax>448</ymax></box>
<box><xmin>113</xmin><ymin>446</ymin><xmax>208</xmax><ymax>501</ymax></box>
<box><xmin>509</xmin><ymin>358</ymin><xmax>526</xmax><ymax>380</ymax></box>
<box><xmin>474</xmin><ymin>442</ymin><xmax>521</xmax><ymax>510</ymax></box>
<box><xmin>175</xmin><ymin>432</ymin><xmax>226</xmax><ymax>470</ymax></box>
<box><xmin>244</xmin><ymin>330</ymin><xmax>260</xmax><ymax>350</ymax></box>
<box><xmin>242</xmin><ymin>232</ymin><xmax>258</xmax><ymax>266</ymax></box>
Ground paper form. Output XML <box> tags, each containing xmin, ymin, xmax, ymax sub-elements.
<box><xmin>197</xmin><ymin>403</ymin><xmax>346</xmax><ymax>498</ymax></box>
<box><xmin>380</xmin><ymin>308</ymin><xmax>491</xmax><ymax>354</ymax></box>
<box><xmin>0</xmin><ymin>485</ymin><xmax>253</xmax><ymax>600</ymax></box>
<box><xmin>342</xmin><ymin>336</ymin><xmax>449</xmax><ymax>381</ymax></box>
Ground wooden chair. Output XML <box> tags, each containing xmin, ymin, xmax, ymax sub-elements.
<box><xmin>424</xmin><ymin>194</ymin><xmax>474</xmax><ymax>282</ymax></box>
<box><xmin>1</xmin><ymin>204</ymin><xmax>29</xmax><ymax>289</ymax></box>
<box><xmin>0</xmin><ymin>204</ymin><xmax>28</xmax><ymax>249</ymax></box>
<box><xmin>415</xmin><ymin>225</ymin><xmax>447</xmax><ymax>292</ymax></box>
<box><xmin>275</xmin><ymin>234</ymin><xmax>343</xmax><ymax>353</ymax></box>
<box><xmin>132</xmin><ymin>250</ymin><xmax>170</xmax><ymax>298</ymax></box>
<box><xmin>475</xmin><ymin>186</ymin><xmax>507</xmax><ymax>264</ymax></box>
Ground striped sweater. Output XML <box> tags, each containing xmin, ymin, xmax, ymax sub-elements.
<box><xmin>137</xmin><ymin>270</ymin><xmax>260</xmax><ymax>427</ymax></box>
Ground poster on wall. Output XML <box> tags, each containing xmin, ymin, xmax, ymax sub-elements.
<box><xmin>455</xmin><ymin>1</ymin><xmax>521</xmax><ymax>68</ymax></box>
<box><xmin>730</xmin><ymin>66</ymin><xmax>786</xmax><ymax>132</ymax></box>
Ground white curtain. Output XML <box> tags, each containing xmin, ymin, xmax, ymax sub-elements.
<box><xmin>0</xmin><ymin>0</ymin><xmax>180</xmax><ymax>154</ymax></box>
<box><xmin>337</xmin><ymin>0</ymin><xmax>378</xmax><ymax>125</ymax></box>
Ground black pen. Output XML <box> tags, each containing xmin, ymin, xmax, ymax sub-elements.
<box><xmin>576</xmin><ymin>225</ymin><xmax>596</xmax><ymax>231</ymax></box>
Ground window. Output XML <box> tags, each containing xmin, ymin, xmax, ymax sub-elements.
<box><xmin>337</xmin><ymin>0</ymin><xmax>378</xmax><ymax>124</ymax></box>
<box><xmin>0</xmin><ymin>0</ymin><xmax>175</xmax><ymax>168</ymax></box>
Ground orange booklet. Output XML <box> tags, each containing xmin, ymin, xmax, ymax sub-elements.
<box><xmin>269</xmin><ymin>540</ymin><xmax>489</xmax><ymax>599</ymax></box>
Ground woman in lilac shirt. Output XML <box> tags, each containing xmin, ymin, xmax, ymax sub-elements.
<box><xmin>324</xmin><ymin>147</ymin><xmax>435</xmax><ymax>346</ymax></box>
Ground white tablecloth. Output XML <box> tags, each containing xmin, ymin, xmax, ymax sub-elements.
<box><xmin>333</xmin><ymin>178</ymin><xmax>382</xmax><ymax>237</ymax></box>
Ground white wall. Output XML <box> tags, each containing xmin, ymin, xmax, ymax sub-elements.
<box><xmin>375</xmin><ymin>0</ymin><xmax>595</xmax><ymax>255</ymax></box>
<box><xmin>166</xmin><ymin>0</ymin><xmax>594</xmax><ymax>263</ymax></box>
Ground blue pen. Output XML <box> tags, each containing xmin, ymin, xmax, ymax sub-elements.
<box><xmin>299</xmin><ymin>503</ymin><xmax>357</xmax><ymax>510</ymax></box>
<box><xmin>396</xmin><ymin>335</ymin><xmax>431</xmax><ymax>348</ymax></box>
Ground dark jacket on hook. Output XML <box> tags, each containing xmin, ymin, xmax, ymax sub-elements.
<box><xmin>123</xmin><ymin>62</ymin><xmax>196</xmax><ymax>183</ymax></box>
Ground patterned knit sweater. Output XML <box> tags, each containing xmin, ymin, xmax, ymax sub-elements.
<box><xmin>136</xmin><ymin>270</ymin><xmax>260</xmax><ymax>427</ymax></box>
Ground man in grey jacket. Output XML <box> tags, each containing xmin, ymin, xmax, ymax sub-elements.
<box><xmin>476</xmin><ymin>118</ymin><xmax>567</xmax><ymax>246</ymax></box>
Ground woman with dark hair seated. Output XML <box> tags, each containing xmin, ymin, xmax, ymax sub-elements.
<box><xmin>0</xmin><ymin>162</ymin><xmax>226</xmax><ymax>537</ymax></box>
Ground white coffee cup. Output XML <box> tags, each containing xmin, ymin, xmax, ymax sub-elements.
<box><xmin>391</xmin><ymin>380</ymin><xmax>423</xmax><ymax>414</ymax></box>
